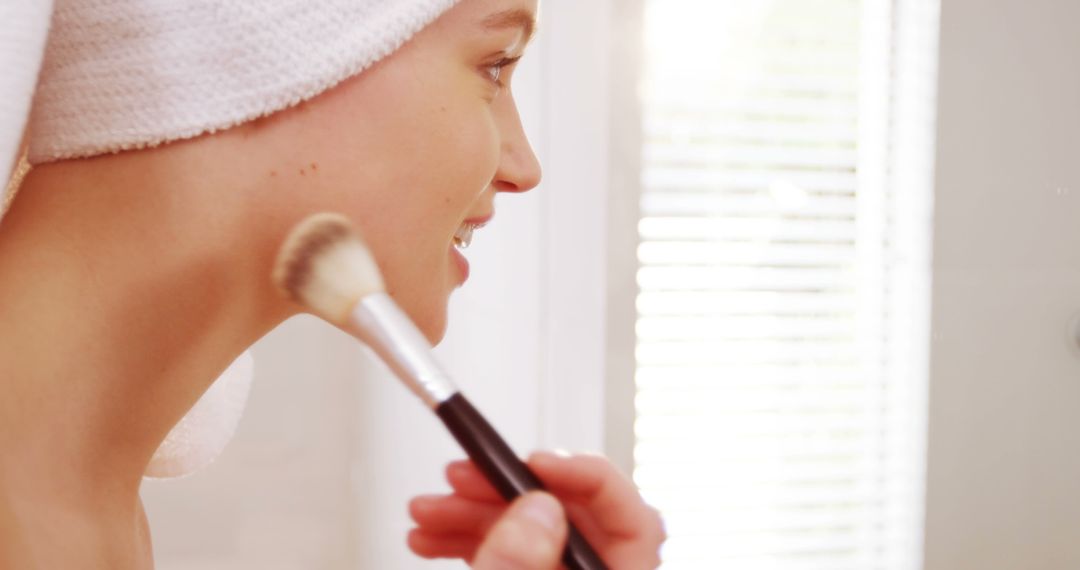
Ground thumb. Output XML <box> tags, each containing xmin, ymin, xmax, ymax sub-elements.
<box><xmin>472</xmin><ymin>492</ymin><xmax>568</xmax><ymax>570</ymax></box>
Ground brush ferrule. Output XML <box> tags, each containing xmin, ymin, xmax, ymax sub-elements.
<box><xmin>346</xmin><ymin>293</ymin><xmax>457</xmax><ymax>408</ymax></box>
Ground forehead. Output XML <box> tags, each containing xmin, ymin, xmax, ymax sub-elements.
<box><xmin>435</xmin><ymin>0</ymin><xmax>539</xmax><ymax>43</ymax></box>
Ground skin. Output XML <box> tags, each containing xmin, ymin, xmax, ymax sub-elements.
<box><xmin>0</xmin><ymin>0</ymin><xmax>663</xmax><ymax>567</ymax></box>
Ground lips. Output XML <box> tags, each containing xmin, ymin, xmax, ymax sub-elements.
<box><xmin>449</xmin><ymin>213</ymin><xmax>493</xmax><ymax>284</ymax></box>
<box><xmin>450</xmin><ymin>245</ymin><xmax>470</xmax><ymax>282</ymax></box>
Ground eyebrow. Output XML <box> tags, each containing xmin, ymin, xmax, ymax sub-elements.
<box><xmin>481</xmin><ymin>8</ymin><xmax>538</xmax><ymax>47</ymax></box>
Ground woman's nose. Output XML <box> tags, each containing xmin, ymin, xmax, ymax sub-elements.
<box><xmin>493</xmin><ymin>100</ymin><xmax>542</xmax><ymax>193</ymax></box>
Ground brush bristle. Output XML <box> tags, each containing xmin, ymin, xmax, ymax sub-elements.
<box><xmin>272</xmin><ymin>213</ymin><xmax>385</xmax><ymax>323</ymax></box>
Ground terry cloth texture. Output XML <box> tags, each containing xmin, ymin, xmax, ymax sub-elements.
<box><xmin>27</xmin><ymin>0</ymin><xmax>459</xmax><ymax>164</ymax></box>
<box><xmin>144</xmin><ymin>351</ymin><xmax>256</xmax><ymax>479</ymax></box>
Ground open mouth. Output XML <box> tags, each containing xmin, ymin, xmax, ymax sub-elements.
<box><xmin>452</xmin><ymin>221</ymin><xmax>485</xmax><ymax>249</ymax></box>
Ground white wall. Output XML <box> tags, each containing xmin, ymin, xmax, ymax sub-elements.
<box><xmin>924</xmin><ymin>0</ymin><xmax>1080</xmax><ymax>568</ymax></box>
<box><xmin>143</xmin><ymin>2</ymin><xmax>615</xmax><ymax>569</ymax></box>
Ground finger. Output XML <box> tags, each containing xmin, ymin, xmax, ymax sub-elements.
<box><xmin>445</xmin><ymin>460</ymin><xmax>505</xmax><ymax>503</ymax></box>
<box><xmin>443</xmin><ymin>461</ymin><xmax>609</xmax><ymax>552</ymax></box>
<box><xmin>527</xmin><ymin>452</ymin><xmax>665</xmax><ymax>541</ymax></box>
<box><xmin>442</xmin><ymin>468</ymin><xmax>612</xmax><ymax>553</ymax></box>
<box><xmin>471</xmin><ymin>492</ymin><xmax>567</xmax><ymax>570</ymax></box>
<box><xmin>407</xmin><ymin>529</ymin><xmax>480</xmax><ymax>560</ymax></box>
<box><xmin>409</xmin><ymin>494</ymin><xmax>504</xmax><ymax>535</ymax></box>
<box><xmin>447</xmin><ymin>455</ymin><xmax>661</xmax><ymax>541</ymax></box>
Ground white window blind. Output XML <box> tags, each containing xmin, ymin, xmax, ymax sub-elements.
<box><xmin>632</xmin><ymin>0</ymin><xmax>939</xmax><ymax>568</ymax></box>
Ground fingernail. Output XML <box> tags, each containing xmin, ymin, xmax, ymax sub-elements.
<box><xmin>520</xmin><ymin>493</ymin><xmax>562</xmax><ymax>532</ymax></box>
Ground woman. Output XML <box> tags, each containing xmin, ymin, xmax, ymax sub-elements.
<box><xmin>0</xmin><ymin>0</ymin><xmax>664</xmax><ymax>568</ymax></box>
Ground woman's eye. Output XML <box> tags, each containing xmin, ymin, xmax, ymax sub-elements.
<box><xmin>484</xmin><ymin>56</ymin><xmax>522</xmax><ymax>87</ymax></box>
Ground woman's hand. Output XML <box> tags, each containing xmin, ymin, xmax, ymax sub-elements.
<box><xmin>407</xmin><ymin>451</ymin><xmax>666</xmax><ymax>569</ymax></box>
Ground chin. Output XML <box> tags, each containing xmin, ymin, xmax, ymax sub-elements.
<box><xmin>385</xmin><ymin>276</ymin><xmax>451</xmax><ymax>345</ymax></box>
<box><xmin>418</xmin><ymin>310</ymin><xmax>449</xmax><ymax>345</ymax></box>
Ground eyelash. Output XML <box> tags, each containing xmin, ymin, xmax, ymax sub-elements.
<box><xmin>485</xmin><ymin>56</ymin><xmax>522</xmax><ymax>88</ymax></box>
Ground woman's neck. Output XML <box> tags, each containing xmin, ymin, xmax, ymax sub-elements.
<box><xmin>0</xmin><ymin>142</ymin><xmax>292</xmax><ymax>566</ymax></box>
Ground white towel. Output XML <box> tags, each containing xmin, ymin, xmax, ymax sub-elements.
<box><xmin>28</xmin><ymin>0</ymin><xmax>458</xmax><ymax>164</ymax></box>
<box><xmin>145</xmin><ymin>351</ymin><xmax>256</xmax><ymax>479</ymax></box>
<box><xmin>3</xmin><ymin>0</ymin><xmax>459</xmax><ymax>479</ymax></box>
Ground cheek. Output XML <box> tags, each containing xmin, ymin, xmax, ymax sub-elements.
<box><xmin>376</xmin><ymin>119</ymin><xmax>497</xmax><ymax>340</ymax></box>
<box><xmin>310</xmin><ymin>80</ymin><xmax>499</xmax><ymax>339</ymax></box>
<box><xmin>360</xmin><ymin>121</ymin><xmax>498</xmax><ymax>338</ymax></box>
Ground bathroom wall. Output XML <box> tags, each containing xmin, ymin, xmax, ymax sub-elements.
<box><xmin>924</xmin><ymin>0</ymin><xmax>1080</xmax><ymax>567</ymax></box>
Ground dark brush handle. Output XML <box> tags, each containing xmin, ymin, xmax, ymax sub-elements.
<box><xmin>435</xmin><ymin>393</ymin><xmax>609</xmax><ymax>570</ymax></box>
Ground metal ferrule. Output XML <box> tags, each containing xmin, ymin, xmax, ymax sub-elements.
<box><xmin>345</xmin><ymin>293</ymin><xmax>458</xmax><ymax>408</ymax></box>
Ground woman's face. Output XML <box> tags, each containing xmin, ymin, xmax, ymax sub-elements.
<box><xmin>269</xmin><ymin>0</ymin><xmax>541</xmax><ymax>341</ymax></box>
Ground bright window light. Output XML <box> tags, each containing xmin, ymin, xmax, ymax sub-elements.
<box><xmin>633</xmin><ymin>0</ymin><xmax>940</xmax><ymax>568</ymax></box>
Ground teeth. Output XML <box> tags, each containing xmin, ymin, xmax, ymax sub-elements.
<box><xmin>453</xmin><ymin>222</ymin><xmax>481</xmax><ymax>249</ymax></box>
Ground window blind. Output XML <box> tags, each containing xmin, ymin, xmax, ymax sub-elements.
<box><xmin>633</xmin><ymin>0</ymin><xmax>939</xmax><ymax>568</ymax></box>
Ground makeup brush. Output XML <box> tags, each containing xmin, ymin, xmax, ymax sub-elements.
<box><xmin>273</xmin><ymin>213</ymin><xmax>608</xmax><ymax>570</ymax></box>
